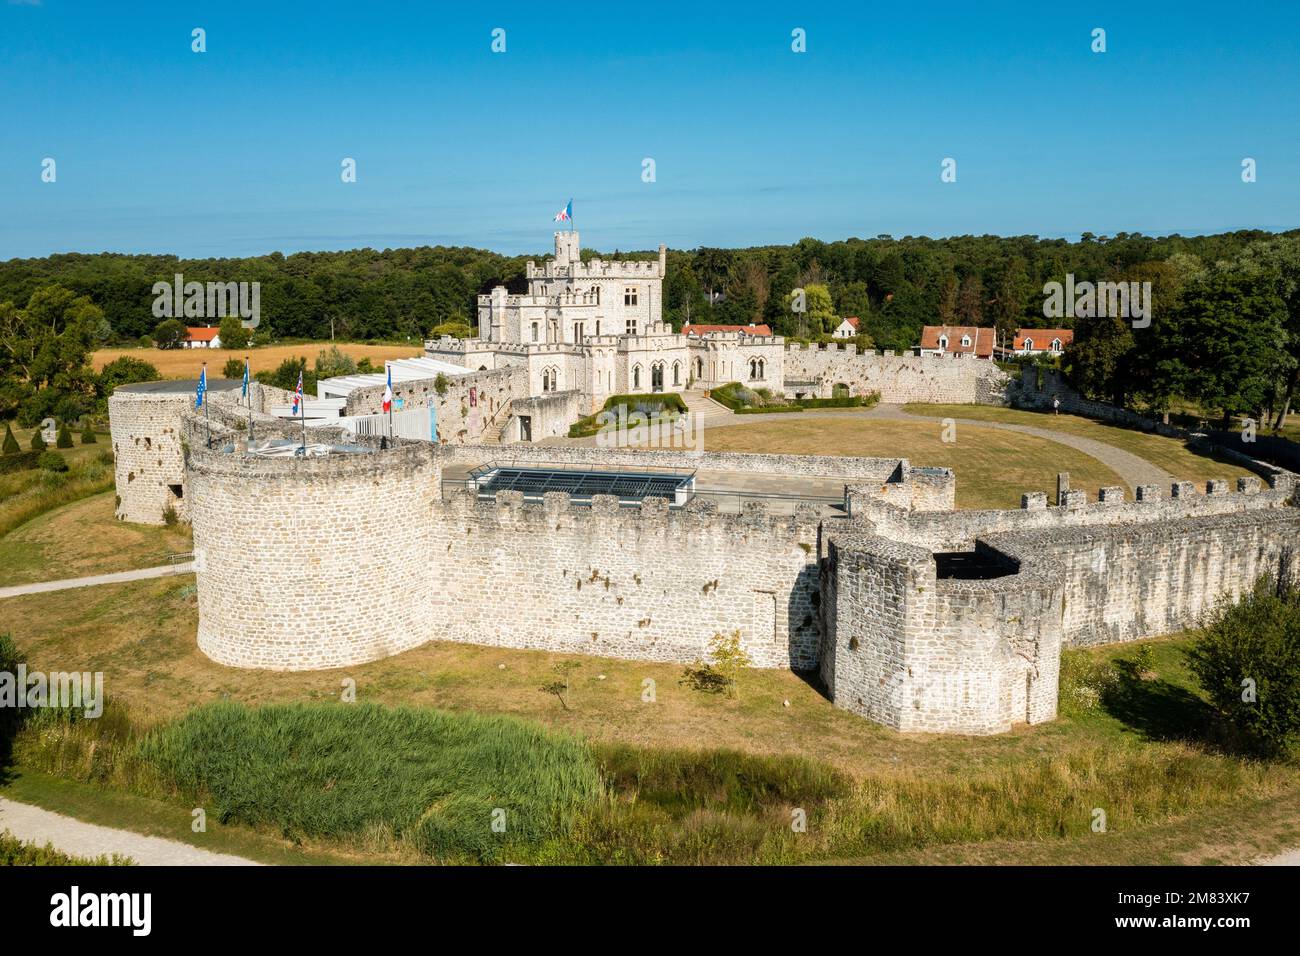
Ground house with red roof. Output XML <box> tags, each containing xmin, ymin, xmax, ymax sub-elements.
<box><xmin>183</xmin><ymin>326</ymin><xmax>222</xmax><ymax>349</ymax></box>
<box><xmin>917</xmin><ymin>325</ymin><xmax>995</xmax><ymax>359</ymax></box>
<box><xmin>1012</xmin><ymin>328</ymin><xmax>1073</xmax><ymax>356</ymax></box>
<box><xmin>681</xmin><ymin>322</ymin><xmax>772</xmax><ymax>337</ymax></box>
<box><xmin>831</xmin><ymin>316</ymin><xmax>861</xmax><ymax>339</ymax></box>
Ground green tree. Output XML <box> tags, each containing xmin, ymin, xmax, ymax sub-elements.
<box><xmin>1</xmin><ymin>423</ymin><xmax>18</xmax><ymax>455</ymax></box>
<box><xmin>218</xmin><ymin>315</ymin><xmax>250</xmax><ymax>351</ymax></box>
<box><xmin>0</xmin><ymin>286</ymin><xmax>101</xmax><ymax>426</ymax></box>
<box><xmin>80</xmin><ymin>422</ymin><xmax>97</xmax><ymax>444</ymax></box>
<box><xmin>1064</xmin><ymin>313</ymin><xmax>1135</xmax><ymax>405</ymax></box>
<box><xmin>222</xmin><ymin>357</ymin><xmax>245</xmax><ymax>379</ymax></box>
<box><xmin>55</xmin><ymin>421</ymin><xmax>73</xmax><ymax>448</ymax></box>
<box><xmin>314</xmin><ymin>346</ymin><xmax>357</xmax><ymax>379</ymax></box>
<box><xmin>152</xmin><ymin>318</ymin><xmax>187</xmax><ymax>349</ymax></box>
<box><xmin>1187</xmin><ymin>580</ymin><xmax>1300</xmax><ymax>756</ymax></box>
<box><xmin>29</xmin><ymin>429</ymin><xmax>46</xmax><ymax>451</ymax></box>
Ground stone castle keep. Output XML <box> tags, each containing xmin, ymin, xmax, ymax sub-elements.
<box><xmin>105</xmin><ymin>232</ymin><xmax>1300</xmax><ymax>736</ymax></box>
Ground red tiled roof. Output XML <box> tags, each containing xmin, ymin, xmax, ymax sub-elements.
<box><xmin>185</xmin><ymin>326</ymin><xmax>220</xmax><ymax>342</ymax></box>
<box><xmin>843</xmin><ymin>317</ymin><xmax>860</xmax><ymax>329</ymax></box>
<box><xmin>682</xmin><ymin>323</ymin><xmax>773</xmax><ymax>337</ymax></box>
<box><xmin>919</xmin><ymin>325</ymin><xmax>994</xmax><ymax>357</ymax></box>
<box><xmin>1013</xmin><ymin>328</ymin><xmax>1074</xmax><ymax>350</ymax></box>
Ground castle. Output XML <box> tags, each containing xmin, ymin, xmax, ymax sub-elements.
<box><xmin>105</xmin><ymin>232</ymin><xmax>1300</xmax><ymax>736</ymax></box>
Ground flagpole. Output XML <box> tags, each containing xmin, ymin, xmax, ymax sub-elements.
<box><xmin>201</xmin><ymin>362</ymin><xmax>211</xmax><ymax>448</ymax></box>
<box><xmin>245</xmin><ymin>356</ymin><xmax>255</xmax><ymax>446</ymax></box>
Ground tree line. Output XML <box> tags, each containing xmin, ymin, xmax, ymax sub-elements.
<box><xmin>1</xmin><ymin>227</ymin><xmax>1298</xmax><ymax>429</ymax></box>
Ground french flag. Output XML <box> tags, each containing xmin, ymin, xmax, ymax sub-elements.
<box><xmin>292</xmin><ymin>370</ymin><xmax>303</xmax><ymax>415</ymax></box>
<box><xmin>553</xmin><ymin>199</ymin><xmax>572</xmax><ymax>223</ymax></box>
<box><xmin>382</xmin><ymin>365</ymin><xmax>393</xmax><ymax>413</ymax></box>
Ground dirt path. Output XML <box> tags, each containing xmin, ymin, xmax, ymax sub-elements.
<box><xmin>0</xmin><ymin>562</ymin><xmax>191</xmax><ymax>601</ymax></box>
<box><xmin>0</xmin><ymin>797</ymin><xmax>261</xmax><ymax>866</ymax></box>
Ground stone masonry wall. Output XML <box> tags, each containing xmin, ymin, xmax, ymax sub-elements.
<box><xmin>782</xmin><ymin>344</ymin><xmax>1010</xmax><ymax>405</ymax></box>
<box><xmin>109</xmin><ymin>391</ymin><xmax>195</xmax><ymax>524</ymax></box>
<box><xmin>188</xmin><ymin>443</ymin><xmax>439</xmax><ymax>670</ymax></box>
<box><xmin>345</xmin><ymin>366</ymin><xmax>527</xmax><ymax>444</ymax></box>
<box><xmin>430</xmin><ymin>492</ymin><xmax>823</xmax><ymax>669</ymax></box>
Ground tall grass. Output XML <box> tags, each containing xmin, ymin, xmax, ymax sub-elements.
<box><xmin>0</xmin><ymin>452</ymin><xmax>114</xmax><ymax>537</ymax></box>
<box><xmin>135</xmin><ymin>701</ymin><xmax>603</xmax><ymax>861</ymax></box>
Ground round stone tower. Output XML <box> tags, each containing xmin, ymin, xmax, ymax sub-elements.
<box><xmin>187</xmin><ymin>441</ymin><xmax>440</xmax><ymax>670</ymax></box>
<box><xmin>108</xmin><ymin>379</ymin><xmax>240</xmax><ymax>525</ymax></box>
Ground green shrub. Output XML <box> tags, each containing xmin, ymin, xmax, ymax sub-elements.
<box><xmin>2</xmin><ymin>423</ymin><xmax>19</xmax><ymax>455</ymax></box>
<box><xmin>135</xmin><ymin>701</ymin><xmax>604</xmax><ymax>861</ymax></box>
<box><xmin>161</xmin><ymin>504</ymin><xmax>179</xmax><ymax>526</ymax></box>
<box><xmin>37</xmin><ymin>451</ymin><xmax>69</xmax><ymax>473</ymax></box>
<box><xmin>55</xmin><ymin>422</ymin><xmax>74</xmax><ymax>448</ymax></box>
<box><xmin>1058</xmin><ymin>648</ymin><xmax>1120</xmax><ymax>716</ymax></box>
<box><xmin>434</xmin><ymin>373</ymin><xmax>449</xmax><ymax>397</ymax></box>
<box><xmin>29</xmin><ymin>430</ymin><xmax>46</xmax><ymax>451</ymax></box>
<box><xmin>1186</xmin><ymin>579</ymin><xmax>1300</xmax><ymax>756</ymax></box>
<box><xmin>222</xmin><ymin>358</ymin><xmax>245</xmax><ymax>379</ymax></box>
<box><xmin>80</xmin><ymin>423</ymin><xmax>97</xmax><ymax>444</ymax></box>
<box><xmin>0</xmin><ymin>450</ymin><xmax>41</xmax><ymax>474</ymax></box>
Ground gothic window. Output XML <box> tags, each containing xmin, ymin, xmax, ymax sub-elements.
<box><xmin>632</xmin><ymin>364</ymin><xmax>642</xmax><ymax>389</ymax></box>
<box><xmin>672</xmin><ymin>361</ymin><xmax>681</xmax><ymax>385</ymax></box>
<box><xmin>624</xmin><ymin>287</ymin><xmax>638</xmax><ymax>306</ymax></box>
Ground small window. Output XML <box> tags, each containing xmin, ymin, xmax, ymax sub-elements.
<box><xmin>1051</xmin><ymin>338</ymin><xmax>1062</xmax><ymax>351</ymax></box>
<box><xmin>625</xmin><ymin>319</ymin><xmax>638</xmax><ymax>336</ymax></box>
<box><xmin>531</xmin><ymin>322</ymin><xmax>539</xmax><ymax>343</ymax></box>
<box><xmin>1022</xmin><ymin>338</ymin><xmax>1034</xmax><ymax>351</ymax></box>
<box><xmin>938</xmin><ymin>335</ymin><xmax>948</xmax><ymax>350</ymax></box>
<box><xmin>961</xmin><ymin>335</ymin><xmax>971</xmax><ymax>347</ymax></box>
<box><xmin>624</xmin><ymin>287</ymin><xmax>638</xmax><ymax>306</ymax></box>
<box><xmin>168</xmin><ymin>483</ymin><xmax>184</xmax><ymax>499</ymax></box>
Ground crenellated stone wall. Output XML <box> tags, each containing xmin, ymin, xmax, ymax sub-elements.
<box><xmin>782</xmin><ymin>344</ymin><xmax>1011</xmax><ymax>405</ymax></box>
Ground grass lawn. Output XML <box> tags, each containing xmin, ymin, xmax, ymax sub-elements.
<box><xmin>698</xmin><ymin>419</ymin><xmax>1126</xmax><ymax>510</ymax></box>
<box><xmin>903</xmin><ymin>404</ymin><xmax>1259</xmax><ymax>486</ymax></box>
<box><xmin>2</xmin><ymin>574</ymin><xmax>1296</xmax><ymax>864</ymax></box>
<box><xmin>0</xmin><ymin>491</ymin><xmax>192</xmax><ymax>586</ymax></box>
<box><xmin>92</xmin><ymin>343</ymin><xmax>424</xmax><ymax>380</ymax></box>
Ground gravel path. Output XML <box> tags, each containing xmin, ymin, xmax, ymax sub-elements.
<box><xmin>0</xmin><ymin>797</ymin><xmax>261</xmax><ymax>866</ymax></box>
<box><xmin>0</xmin><ymin>563</ymin><xmax>191</xmax><ymax>601</ymax></box>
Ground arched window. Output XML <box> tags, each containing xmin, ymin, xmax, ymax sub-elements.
<box><xmin>632</xmin><ymin>364</ymin><xmax>641</xmax><ymax>389</ymax></box>
<box><xmin>672</xmin><ymin>361</ymin><xmax>681</xmax><ymax>385</ymax></box>
<box><xmin>748</xmin><ymin>358</ymin><xmax>758</xmax><ymax>380</ymax></box>
<box><xmin>758</xmin><ymin>358</ymin><xmax>765</xmax><ymax>378</ymax></box>
<box><xmin>694</xmin><ymin>357</ymin><xmax>703</xmax><ymax>379</ymax></box>
<box><xmin>938</xmin><ymin>335</ymin><xmax>949</xmax><ymax>350</ymax></box>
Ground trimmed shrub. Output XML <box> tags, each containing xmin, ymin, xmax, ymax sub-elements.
<box><xmin>2</xmin><ymin>423</ymin><xmax>19</xmax><ymax>455</ymax></box>
<box><xmin>29</xmin><ymin>430</ymin><xmax>46</xmax><ymax>451</ymax></box>
<box><xmin>80</xmin><ymin>423</ymin><xmax>97</xmax><ymax>444</ymax></box>
<box><xmin>37</xmin><ymin>451</ymin><xmax>69</xmax><ymax>473</ymax></box>
<box><xmin>0</xmin><ymin>451</ymin><xmax>41</xmax><ymax>474</ymax></box>
<box><xmin>56</xmin><ymin>422</ymin><xmax>74</xmax><ymax>448</ymax></box>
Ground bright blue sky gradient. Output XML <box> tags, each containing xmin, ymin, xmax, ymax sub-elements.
<box><xmin>1</xmin><ymin>0</ymin><xmax>1298</xmax><ymax>259</ymax></box>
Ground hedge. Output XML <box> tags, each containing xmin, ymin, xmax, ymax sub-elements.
<box><xmin>0</xmin><ymin>451</ymin><xmax>41</xmax><ymax>474</ymax></box>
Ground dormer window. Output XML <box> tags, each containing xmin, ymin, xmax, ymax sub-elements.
<box><xmin>960</xmin><ymin>335</ymin><xmax>971</xmax><ymax>348</ymax></box>
<box><xmin>938</xmin><ymin>335</ymin><xmax>948</xmax><ymax>350</ymax></box>
<box><xmin>1051</xmin><ymin>338</ymin><xmax>1062</xmax><ymax>352</ymax></box>
<box><xmin>1022</xmin><ymin>338</ymin><xmax>1034</xmax><ymax>352</ymax></box>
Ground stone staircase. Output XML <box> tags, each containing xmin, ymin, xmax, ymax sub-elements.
<box><xmin>478</xmin><ymin>401</ymin><xmax>512</xmax><ymax>444</ymax></box>
<box><xmin>679</xmin><ymin>389</ymin><xmax>735</xmax><ymax>429</ymax></box>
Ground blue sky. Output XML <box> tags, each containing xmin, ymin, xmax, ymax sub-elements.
<box><xmin>1</xmin><ymin>0</ymin><xmax>1297</xmax><ymax>260</ymax></box>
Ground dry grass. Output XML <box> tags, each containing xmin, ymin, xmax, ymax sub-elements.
<box><xmin>0</xmin><ymin>491</ymin><xmax>192</xmax><ymax>586</ymax></box>
<box><xmin>904</xmin><ymin>404</ymin><xmax>1259</xmax><ymax>485</ymax></box>
<box><xmin>698</xmin><ymin>419</ymin><xmax>1126</xmax><ymax>510</ymax></box>
<box><xmin>91</xmin><ymin>343</ymin><xmax>424</xmax><ymax>380</ymax></box>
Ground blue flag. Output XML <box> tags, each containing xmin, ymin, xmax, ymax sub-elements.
<box><xmin>195</xmin><ymin>367</ymin><xmax>207</xmax><ymax>409</ymax></box>
<box><xmin>241</xmin><ymin>358</ymin><xmax>249</xmax><ymax>398</ymax></box>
